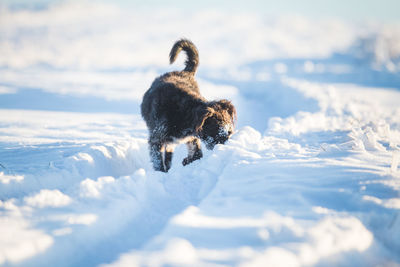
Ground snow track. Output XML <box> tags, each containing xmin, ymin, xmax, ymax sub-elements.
<box><xmin>0</xmin><ymin>130</ymin><xmax>228</xmax><ymax>266</ymax></box>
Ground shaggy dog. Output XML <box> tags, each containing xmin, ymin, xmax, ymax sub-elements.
<box><xmin>141</xmin><ymin>39</ymin><xmax>236</xmax><ymax>172</ymax></box>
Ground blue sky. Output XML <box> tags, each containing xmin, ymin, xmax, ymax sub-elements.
<box><xmin>2</xmin><ymin>0</ymin><xmax>400</xmax><ymax>22</ymax></box>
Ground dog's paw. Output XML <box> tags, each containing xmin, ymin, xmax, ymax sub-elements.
<box><xmin>153</xmin><ymin>165</ymin><xmax>167</xmax><ymax>172</ymax></box>
<box><xmin>182</xmin><ymin>157</ymin><xmax>192</xmax><ymax>166</ymax></box>
<box><xmin>151</xmin><ymin>159</ymin><xmax>168</xmax><ymax>172</ymax></box>
<box><xmin>182</xmin><ymin>150</ymin><xmax>203</xmax><ymax>166</ymax></box>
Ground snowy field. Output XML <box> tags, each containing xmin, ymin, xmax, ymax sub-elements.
<box><xmin>1</xmin><ymin>1</ymin><xmax>400</xmax><ymax>266</ymax></box>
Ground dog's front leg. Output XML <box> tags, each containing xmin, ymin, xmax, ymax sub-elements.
<box><xmin>164</xmin><ymin>144</ymin><xmax>175</xmax><ymax>172</ymax></box>
<box><xmin>149</xmin><ymin>141</ymin><xmax>166</xmax><ymax>172</ymax></box>
<box><xmin>182</xmin><ymin>138</ymin><xmax>203</xmax><ymax>166</ymax></box>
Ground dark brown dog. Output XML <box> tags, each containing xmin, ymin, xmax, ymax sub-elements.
<box><xmin>141</xmin><ymin>39</ymin><xmax>236</xmax><ymax>172</ymax></box>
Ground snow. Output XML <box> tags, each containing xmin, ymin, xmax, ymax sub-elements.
<box><xmin>1</xmin><ymin>1</ymin><xmax>400</xmax><ymax>266</ymax></box>
<box><xmin>24</xmin><ymin>189</ymin><xmax>72</xmax><ymax>208</ymax></box>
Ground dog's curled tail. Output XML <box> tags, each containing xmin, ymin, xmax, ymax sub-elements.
<box><xmin>169</xmin><ymin>39</ymin><xmax>199</xmax><ymax>74</ymax></box>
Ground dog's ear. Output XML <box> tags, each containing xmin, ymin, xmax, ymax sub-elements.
<box><xmin>194</xmin><ymin>106</ymin><xmax>214</xmax><ymax>132</ymax></box>
<box><xmin>218</xmin><ymin>100</ymin><xmax>237</xmax><ymax>124</ymax></box>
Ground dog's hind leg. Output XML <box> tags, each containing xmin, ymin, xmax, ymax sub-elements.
<box><xmin>149</xmin><ymin>141</ymin><xmax>166</xmax><ymax>172</ymax></box>
<box><xmin>182</xmin><ymin>138</ymin><xmax>203</xmax><ymax>166</ymax></box>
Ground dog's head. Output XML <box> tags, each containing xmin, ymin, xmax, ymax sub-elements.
<box><xmin>196</xmin><ymin>100</ymin><xmax>237</xmax><ymax>150</ymax></box>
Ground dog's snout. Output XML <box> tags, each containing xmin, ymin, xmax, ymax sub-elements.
<box><xmin>216</xmin><ymin>133</ymin><xmax>229</xmax><ymax>144</ymax></box>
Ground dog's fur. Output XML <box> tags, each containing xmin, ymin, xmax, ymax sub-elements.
<box><xmin>141</xmin><ymin>39</ymin><xmax>236</xmax><ymax>172</ymax></box>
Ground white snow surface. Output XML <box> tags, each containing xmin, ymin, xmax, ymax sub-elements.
<box><xmin>1</xmin><ymin>2</ymin><xmax>400</xmax><ymax>267</ymax></box>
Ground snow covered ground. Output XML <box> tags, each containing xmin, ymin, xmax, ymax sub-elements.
<box><xmin>1</xmin><ymin>2</ymin><xmax>400</xmax><ymax>266</ymax></box>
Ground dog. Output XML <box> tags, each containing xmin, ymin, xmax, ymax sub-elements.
<box><xmin>141</xmin><ymin>39</ymin><xmax>236</xmax><ymax>172</ymax></box>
